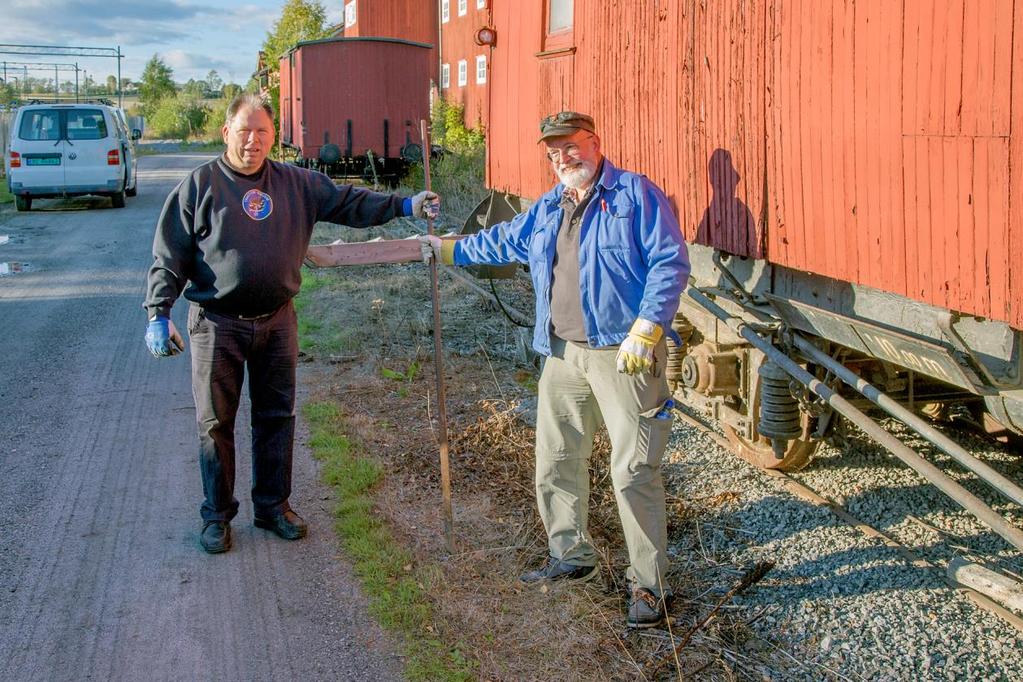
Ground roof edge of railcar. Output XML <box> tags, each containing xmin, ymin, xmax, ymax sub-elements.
<box><xmin>286</xmin><ymin>36</ymin><xmax>434</xmax><ymax>57</ymax></box>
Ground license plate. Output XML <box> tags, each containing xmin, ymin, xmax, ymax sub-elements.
<box><xmin>26</xmin><ymin>157</ymin><xmax>60</xmax><ymax>166</ymax></box>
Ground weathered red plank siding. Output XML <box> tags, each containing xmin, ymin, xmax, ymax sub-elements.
<box><xmin>1010</xmin><ymin>0</ymin><xmax>1023</xmax><ymax>329</ymax></box>
<box><xmin>483</xmin><ymin>0</ymin><xmax>1021</xmax><ymax>327</ymax></box>
<box><xmin>486</xmin><ymin>0</ymin><xmax>544</xmax><ymax>198</ymax></box>
<box><xmin>281</xmin><ymin>39</ymin><xmax>431</xmax><ymax>160</ymax></box>
<box><xmin>279</xmin><ymin>52</ymin><xmax>294</xmax><ymax>145</ymax></box>
<box><xmin>342</xmin><ymin>0</ymin><xmax>439</xmax><ymax>82</ymax></box>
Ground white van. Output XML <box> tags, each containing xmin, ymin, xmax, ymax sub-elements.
<box><xmin>6</xmin><ymin>102</ymin><xmax>140</xmax><ymax>211</ymax></box>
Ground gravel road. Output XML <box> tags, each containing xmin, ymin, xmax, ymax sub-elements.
<box><xmin>664</xmin><ymin>412</ymin><xmax>1023</xmax><ymax>681</ymax></box>
<box><xmin>0</xmin><ymin>155</ymin><xmax>402</xmax><ymax>681</ymax></box>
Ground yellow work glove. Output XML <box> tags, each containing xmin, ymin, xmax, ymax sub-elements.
<box><xmin>616</xmin><ymin>318</ymin><xmax>663</xmax><ymax>375</ymax></box>
<box><xmin>418</xmin><ymin>234</ymin><xmax>455</xmax><ymax>265</ymax></box>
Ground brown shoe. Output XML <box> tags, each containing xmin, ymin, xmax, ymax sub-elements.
<box><xmin>626</xmin><ymin>587</ymin><xmax>668</xmax><ymax>629</ymax></box>
<box><xmin>254</xmin><ymin>509</ymin><xmax>308</xmax><ymax>540</ymax></box>
<box><xmin>200</xmin><ymin>521</ymin><xmax>231</xmax><ymax>554</ymax></box>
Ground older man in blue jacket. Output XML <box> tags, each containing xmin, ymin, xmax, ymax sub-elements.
<box><xmin>423</xmin><ymin>111</ymin><xmax>690</xmax><ymax>628</ymax></box>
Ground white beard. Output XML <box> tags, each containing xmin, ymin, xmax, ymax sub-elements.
<box><xmin>556</xmin><ymin>160</ymin><xmax>598</xmax><ymax>190</ymax></box>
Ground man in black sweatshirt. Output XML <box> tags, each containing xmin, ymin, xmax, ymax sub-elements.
<box><xmin>143</xmin><ymin>93</ymin><xmax>438</xmax><ymax>554</ymax></box>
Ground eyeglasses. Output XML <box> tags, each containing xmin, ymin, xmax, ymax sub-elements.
<box><xmin>545</xmin><ymin>134</ymin><xmax>593</xmax><ymax>163</ymax></box>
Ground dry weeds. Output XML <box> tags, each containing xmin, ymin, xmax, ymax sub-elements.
<box><xmin>301</xmin><ymin>216</ymin><xmax>796</xmax><ymax>680</ymax></box>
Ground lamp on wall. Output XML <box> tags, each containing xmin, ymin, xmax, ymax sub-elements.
<box><xmin>474</xmin><ymin>27</ymin><xmax>497</xmax><ymax>47</ymax></box>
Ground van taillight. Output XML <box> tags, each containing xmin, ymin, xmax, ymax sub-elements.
<box><xmin>107</xmin><ymin>149</ymin><xmax>120</xmax><ymax>165</ymax></box>
<box><xmin>9</xmin><ymin>151</ymin><xmax>20</xmax><ymax>168</ymax></box>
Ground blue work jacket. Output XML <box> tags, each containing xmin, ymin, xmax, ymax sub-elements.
<box><xmin>453</xmin><ymin>158</ymin><xmax>691</xmax><ymax>355</ymax></box>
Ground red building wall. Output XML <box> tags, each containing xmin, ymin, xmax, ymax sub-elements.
<box><xmin>438</xmin><ymin>0</ymin><xmax>492</xmax><ymax>129</ymax></box>
<box><xmin>484</xmin><ymin>0</ymin><xmax>1022</xmax><ymax>329</ymax></box>
<box><xmin>341</xmin><ymin>0</ymin><xmax>439</xmax><ymax>82</ymax></box>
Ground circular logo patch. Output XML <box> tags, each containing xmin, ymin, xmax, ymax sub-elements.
<box><xmin>242</xmin><ymin>189</ymin><xmax>273</xmax><ymax>221</ymax></box>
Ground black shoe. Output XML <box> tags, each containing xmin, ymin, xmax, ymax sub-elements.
<box><xmin>200</xmin><ymin>521</ymin><xmax>231</xmax><ymax>554</ymax></box>
<box><xmin>519</xmin><ymin>557</ymin><xmax>599</xmax><ymax>584</ymax></box>
<box><xmin>254</xmin><ymin>509</ymin><xmax>308</xmax><ymax>540</ymax></box>
<box><xmin>626</xmin><ymin>587</ymin><xmax>668</xmax><ymax>629</ymax></box>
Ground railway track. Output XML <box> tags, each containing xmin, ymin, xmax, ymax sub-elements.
<box><xmin>671</xmin><ymin>406</ymin><xmax>1023</xmax><ymax>636</ymax></box>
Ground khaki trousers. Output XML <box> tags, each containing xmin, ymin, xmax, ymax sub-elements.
<box><xmin>535</xmin><ymin>336</ymin><xmax>674</xmax><ymax>594</ymax></box>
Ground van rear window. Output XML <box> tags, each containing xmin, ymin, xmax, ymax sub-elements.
<box><xmin>67</xmin><ymin>110</ymin><xmax>108</xmax><ymax>140</ymax></box>
<box><xmin>18</xmin><ymin>110</ymin><xmax>61</xmax><ymax>141</ymax></box>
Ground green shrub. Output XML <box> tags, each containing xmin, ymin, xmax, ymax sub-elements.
<box><xmin>148</xmin><ymin>93</ymin><xmax>210</xmax><ymax>140</ymax></box>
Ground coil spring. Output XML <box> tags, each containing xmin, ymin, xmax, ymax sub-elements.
<box><xmin>757</xmin><ymin>361</ymin><xmax>802</xmax><ymax>455</ymax></box>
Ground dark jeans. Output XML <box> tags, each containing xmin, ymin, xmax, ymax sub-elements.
<box><xmin>188</xmin><ymin>301</ymin><xmax>298</xmax><ymax>522</ymax></box>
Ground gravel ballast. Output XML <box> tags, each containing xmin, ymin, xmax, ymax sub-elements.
<box><xmin>663</xmin><ymin>413</ymin><xmax>1023</xmax><ymax>681</ymax></box>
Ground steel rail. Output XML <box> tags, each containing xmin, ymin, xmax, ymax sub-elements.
<box><xmin>687</xmin><ymin>287</ymin><xmax>1023</xmax><ymax>554</ymax></box>
<box><xmin>791</xmin><ymin>333</ymin><xmax>1023</xmax><ymax>508</ymax></box>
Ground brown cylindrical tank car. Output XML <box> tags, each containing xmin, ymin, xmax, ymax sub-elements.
<box><xmin>471</xmin><ymin>0</ymin><xmax>1023</xmax><ymax>467</ymax></box>
<box><xmin>279</xmin><ymin>36</ymin><xmax>432</xmax><ymax>182</ymax></box>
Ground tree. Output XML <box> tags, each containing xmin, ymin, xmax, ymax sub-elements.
<box><xmin>139</xmin><ymin>55</ymin><xmax>176</xmax><ymax>118</ymax></box>
<box><xmin>262</xmin><ymin>0</ymin><xmax>330</xmax><ymax>68</ymax></box>
<box><xmin>106</xmin><ymin>75</ymin><xmax>117</xmax><ymax>95</ymax></box>
<box><xmin>182</xmin><ymin>78</ymin><xmax>206</xmax><ymax>98</ymax></box>
<box><xmin>261</xmin><ymin>0</ymin><xmax>331</xmax><ymax>133</ymax></box>
<box><xmin>205</xmin><ymin>70</ymin><xmax>223</xmax><ymax>97</ymax></box>
<box><xmin>222</xmin><ymin>83</ymin><xmax>242</xmax><ymax>101</ymax></box>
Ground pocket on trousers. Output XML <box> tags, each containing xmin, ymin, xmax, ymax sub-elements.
<box><xmin>635</xmin><ymin>398</ymin><xmax>674</xmax><ymax>467</ymax></box>
<box><xmin>187</xmin><ymin>306</ymin><xmax>207</xmax><ymax>336</ymax></box>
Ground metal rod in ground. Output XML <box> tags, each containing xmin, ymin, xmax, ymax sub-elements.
<box><xmin>687</xmin><ymin>287</ymin><xmax>1023</xmax><ymax>554</ymax></box>
<box><xmin>791</xmin><ymin>333</ymin><xmax>1023</xmax><ymax>508</ymax></box>
<box><xmin>421</xmin><ymin>119</ymin><xmax>454</xmax><ymax>553</ymax></box>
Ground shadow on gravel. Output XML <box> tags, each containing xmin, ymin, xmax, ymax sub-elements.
<box><xmin>690</xmin><ymin>484</ymin><xmax>1023</xmax><ymax>602</ymax></box>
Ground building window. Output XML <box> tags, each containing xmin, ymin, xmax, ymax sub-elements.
<box><xmin>477</xmin><ymin>0</ymin><xmax>486</xmax><ymax>8</ymax></box>
<box><xmin>458</xmin><ymin>0</ymin><xmax>468</xmax><ymax>16</ymax></box>
<box><xmin>441</xmin><ymin>63</ymin><xmax>450</xmax><ymax>89</ymax></box>
<box><xmin>344</xmin><ymin>0</ymin><xmax>356</xmax><ymax>28</ymax></box>
<box><xmin>543</xmin><ymin>0</ymin><xmax>574</xmax><ymax>51</ymax></box>
<box><xmin>475</xmin><ymin>55</ymin><xmax>487</xmax><ymax>84</ymax></box>
<box><xmin>548</xmin><ymin>0</ymin><xmax>573</xmax><ymax>32</ymax></box>
<box><xmin>442</xmin><ymin>0</ymin><xmax>450</xmax><ymax>23</ymax></box>
<box><xmin>457</xmin><ymin>60</ymin><xmax>468</xmax><ymax>87</ymax></box>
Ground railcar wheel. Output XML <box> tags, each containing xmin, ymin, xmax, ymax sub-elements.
<box><xmin>723</xmin><ymin>425</ymin><xmax>818</xmax><ymax>471</ymax></box>
<box><xmin>722</xmin><ymin>352</ymin><xmax>820</xmax><ymax>471</ymax></box>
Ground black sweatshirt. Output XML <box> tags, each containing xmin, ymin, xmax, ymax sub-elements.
<box><xmin>145</xmin><ymin>156</ymin><xmax>408</xmax><ymax>318</ymax></box>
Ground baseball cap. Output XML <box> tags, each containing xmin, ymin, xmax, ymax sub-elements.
<box><xmin>538</xmin><ymin>111</ymin><xmax>595</xmax><ymax>142</ymax></box>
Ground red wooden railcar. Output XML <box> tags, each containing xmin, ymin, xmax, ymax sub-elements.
<box><xmin>279</xmin><ymin>36</ymin><xmax>431</xmax><ymax>181</ymax></box>
<box><xmin>470</xmin><ymin>0</ymin><xmax>1023</xmax><ymax>465</ymax></box>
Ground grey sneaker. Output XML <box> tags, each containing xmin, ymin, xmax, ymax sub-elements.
<box><xmin>519</xmin><ymin>558</ymin><xmax>599</xmax><ymax>584</ymax></box>
<box><xmin>626</xmin><ymin>587</ymin><xmax>668</xmax><ymax>628</ymax></box>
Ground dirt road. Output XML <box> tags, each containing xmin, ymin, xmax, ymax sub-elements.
<box><xmin>0</xmin><ymin>155</ymin><xmax>402</xmax><ymax>681</ymax></box>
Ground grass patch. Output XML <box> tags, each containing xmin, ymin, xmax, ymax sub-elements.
<box><xmin>303</xmin><ymin>401</ymin><xmax>474</xmax><ymax>681</ymax></box>
<box><xmin>0</xmin><ymin>180</ymin><xmax>12</xmax><ymax>205</ymax></box>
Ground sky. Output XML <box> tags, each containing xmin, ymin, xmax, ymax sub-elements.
<box><xmin>0</xmin><ymin>0</ymin><xmax>343</xmax><ymax>86</ymax></box>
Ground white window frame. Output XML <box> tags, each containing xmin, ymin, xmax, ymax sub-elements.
<box><xmin>457</xmin><ymin>59</ymin><xmax>467</xmax><ymax>87</ymax></box>
<box><xmin>441</xmin><ymin>0</ymin><xmax>450</xmax><ymax>23</ymax></box>
<box><xmin>477</xmin><ymin>0</ymin><xmax>486</xmax><ymax>8</ymax></box>
<box><xmin>475</xmin><ymin>55</ymin><xmax>487</xmax><ymax>84</ymax></box>
<box><xmin>458</xmin><ymin>0</ymin><xmax>468</xmax><ymax>16</ymax></box>
<box><xmin>344</xmin><ymin>0</ymin><xmax>357</xmax><ymax>28</ymax></box>
<box><xmin>441</xmin><ymin>63</ymin><xmax>450</xmax><ymax>89</ymax></box>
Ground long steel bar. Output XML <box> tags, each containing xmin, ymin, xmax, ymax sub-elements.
<box><xmin>688</xmin><ymin>287</ymin><xmax>1023</xmax><ymax>553</ymax></box>
<box><xmin>421</xmin><ymin>119</ymin><xmax>454</xmax><ymax>553</ymax></box>
<box><xmin>791</xmin><ymin>334</ymin><xmax>1023</xmax><ymax>508</ymax></box>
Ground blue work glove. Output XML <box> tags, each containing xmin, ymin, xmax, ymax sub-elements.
<box><xmin>145</xmin><ymin>315</ymin><xmax>185</xmax><ymax>358</ymax></box>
